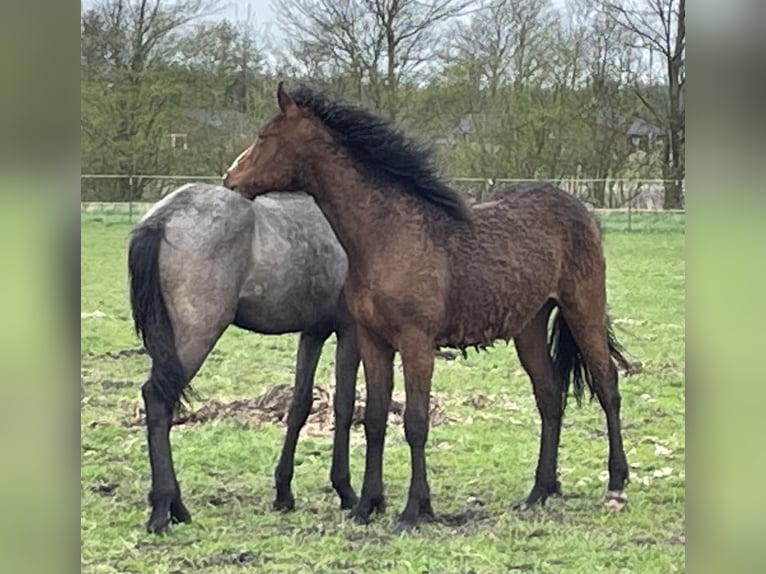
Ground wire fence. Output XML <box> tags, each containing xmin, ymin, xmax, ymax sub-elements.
<box><xmin>81</xmin><ymin>174</ymin><xmax>685</xmax><ymax>232</ymax></box>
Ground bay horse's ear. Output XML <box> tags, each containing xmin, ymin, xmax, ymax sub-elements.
<box><xmin>277</xmin><ymin>81</ymin><xmax>297</xmax><ymax>115</ymax></box>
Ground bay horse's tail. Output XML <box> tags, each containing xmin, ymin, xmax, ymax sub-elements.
<box><xmin>548</xmin><ymin>308</ymin><xmax>630</xmax><ymax>409</ymax></box>
<box><xmin>128</xmin><ymin>219</ymin><xmax>188</xmax><ymax>414</ymax></box>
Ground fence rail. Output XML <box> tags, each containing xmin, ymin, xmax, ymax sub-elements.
<box><xmin>81</xmin><ymin>175</ymin><xmax>684</xmax><ymax>231</ymax></box>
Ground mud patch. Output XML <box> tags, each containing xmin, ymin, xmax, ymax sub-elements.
<box><xmin>620</xmin><ymin>360</ymin><xmax>644</xmax><ymax>376</ymax></box>
<box><xmin>99</xmin><ymin>379</ymin><xmax>134</xmax><ymax>390</ymax></box>
<box><xmin>623</xmin><ymin>530</ymin><xmax>684</xmax><ymax>548</ymax></box>
<box><xmin>90</xmin><ymin>482</ymin><xmax>118</xmax><ymax>496</ymax></box>
<box><xmin>178</xmin><ymin>550</ymin><xmax>257</xmax><ymax>570</ymax></box>
<box><xmin>434</xmin><ymin>507</ymin><xmax>490</xmax><ymax>527</ymax></box>
<box><xmin>87</xmin><ymin>347</ymin><xmax>147</xmax><ymax>361</ymax></box>
<box><xmin>126</xmin><ymin>384</ymin><xmax>451</xmax><ymax>434</ymax></box>
<box><xmin>435</xmin><ymin>349</ymin><xmax>459</xmax><ymax>361</ymax></box>
<box><xmin>502</xmin><ymin>564</ymin><xmax>535</xmax><ymax>572</ymax></box>
<box><xmin>656</xmin><ymin>361</ymin><xmax>684</xmax><ymax>378</ymax></box>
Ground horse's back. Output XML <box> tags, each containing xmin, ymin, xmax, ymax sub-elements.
<box><xmin>438</xmin><ymin>183</ymin><xmax>604</xmax><ymax>348</ymax></box>
<box><xmin>474</xmin><ymin>182</ymin><xmax>602</xmax><ymax>261</ymax></box>
<box><xmin>142</xmin><ymin>182</ymin><xmax>256</xmax><ymax>254</ymax></box>
<box><xmin>235</xmin><ymin>192</ymin><xmax>349</xmax><ymax>333</ymax></box>
<box><xmin>137</xmin><ymin>183</ymin><xmax>348</xmax><ymax>335</ymax></box>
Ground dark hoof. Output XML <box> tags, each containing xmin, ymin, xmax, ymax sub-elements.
<box><xmin>348</xmin><ymin>508</ymin><xmax>371</xmax><ymax>524</ymax></box>
<box><xmin>146</xmin><ymin>513</ymin><xmax>171</xmax><ymax>534</ymax></box>
<box><xmin>273</xmin><ymin>494</ymin><xmax>296</xmax><ymax>513</ymax></box>
<box><xmin>392</xmin><ymin>518</ymin><xmax>417</xmax><ymax>534</ymax></box>
<box><xmin>395</xmin><ymin>494</ymin><xmax>435</xmax><ymax>533</ymax></box>
<box><xmin>513</xmin><ymin>481</ymin><xmax>562</xmax><ymax>511</ymax></box>
<box><xmin>348</xmin><ymin>495</ymin><xmax>385</xmax><ymax>524</ymax></box>
<box><xmin>393</xmin><ymin>510</ymin><xmax>434</xmax><ymax>533</ymax></box>
<box><xmin>332</xmin><ymin>480</ymin><xmax>358</xmax><ymax>510</ymax></box>
<box><xmin>146</xmin><ymin>495</ymin><xmax>191</xmax><ymax>534</ymax></box>
<box><xmin>513</xmin><ymin>499</ymin><xmax>539</xmax><ymax>512</ymax></box>
<box><xmin>170</xmin><ymin>499</ymin><xmax>192</xmax><ymax>524</ymax></box>
<box><xmin>339</xmin><ymin>492</ymin><xmax>359</xmax><ymax>511</ymax></box>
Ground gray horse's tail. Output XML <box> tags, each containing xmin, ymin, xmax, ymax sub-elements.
<box><xmin>128</xmin><ymin>219</ymin><xmax>189</xmax><ymax>413</ymax></box>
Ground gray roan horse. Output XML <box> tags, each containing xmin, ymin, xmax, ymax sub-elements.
<box><xmin>127</xmin><ymin>182</ymin><xmax>360</xmax><ymax>534</ymax></box>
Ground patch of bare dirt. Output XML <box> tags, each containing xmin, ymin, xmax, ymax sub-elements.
<box><xmin>178</xmin><ymin>550</ymin><xmax>257</xmax><ymax>570</ymax></box>
<box><xmin>620</xmin><ymin>360</ymin><xmax>644</xmax><ymax>375</ymax></box>
<box><xmin>656</xmin><ymin>361</ymin><xmax>684</xmax><ymax>378</ymax></box>
<box><xmin>87</xmin><ymin>347</ymin><xmax>147</xmax><ymax>361</ymax></box>
<box><xmin>434</xmin><ymin>507</ymin><xmax>490</xmax><ymax>527</ymax></box>
<box><xmin>501</xmin><ymin>564</ymin><xmax>535</xmax><ymax>572</ymax></box>
<box><xmin>126</xmin><ymin>384</ymin><xmax>451</xmax><ymax>435</ymax></box>
<box><xmin>99</xmin><ymin>379</ymin><xmax>134</xmax><ymax>390</ymax></box>
<box><xmin>624</xmin><ymin>530</ymin><xmax>684</xmax><ymax>548</ymax></box>
<box><xmin>90</xmin><ymin>482</ymin><xmax>118</xmax><ymax>496</ymax></box>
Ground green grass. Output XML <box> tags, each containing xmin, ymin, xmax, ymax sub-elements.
<box><xmin>81</xmin><ymin>220</ymin><xmax>685</xmax><ymax>573</ymax></box>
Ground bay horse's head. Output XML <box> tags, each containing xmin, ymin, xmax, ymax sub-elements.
<box><xmin>223</xmin><ymin>82</ymin><xmax>321</xmax><ymax>200</ymax></box>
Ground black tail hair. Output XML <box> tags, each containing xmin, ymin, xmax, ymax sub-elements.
<box><xmin>548</xmin><ymin>308</ymin><xmax>631</xmax><ymax>410</ymax></box>
<box><xmin>128</xmin><ymin>219</ymin><xmax>190</xmax><ymax>414</ymax></box>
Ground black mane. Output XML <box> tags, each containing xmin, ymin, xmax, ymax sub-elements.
<box><xmin>290</xmin><ymin>86</ymin><xmax>471</xmax><ymax>222</ymax></box>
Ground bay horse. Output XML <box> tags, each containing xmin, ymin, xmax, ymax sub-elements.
<box><xmin>128</xmin><ymin>182</ymin><xmax>360</xmax><ymax>533</ymax></box>
<box><xmin>223</xmin><ymin>84</ymin><xmax>631</xmax><ymax>531</ymax></box>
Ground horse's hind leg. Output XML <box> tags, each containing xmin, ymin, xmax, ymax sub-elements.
<box><xmin>144</xmin><ymin>326</ymin><xmax>227</xmax><ymax>533</ymax></box>
<box><xmin>143</xmin><ymin>371</ymin><xmax>191</xmax><ymax>533</ymax></box>
<box><xmin>512</xmin><ymin>303</ymin><xmax>564</xmax><ymax>510</ymax></box>
<box><xmin>560</xmin><ymin>301</ymin><xmax>629</xmax><ymax>503</ymax></box>
<box><xmin>330</xmin><ymin>321</ymin><xmax>361</xmax><ymax>509</ymax></box>
<box><xmin>273</xmin><ymin>328</ymin><xmax>332</xmax><ymax>511</ymax></box>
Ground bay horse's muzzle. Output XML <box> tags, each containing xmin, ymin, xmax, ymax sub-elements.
<box><xmin>221</xmin><ymin>174</ymin><xmax>237</xmax><ymax>192</ymax></box>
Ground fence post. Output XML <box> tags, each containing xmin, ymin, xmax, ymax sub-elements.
<box><xmin>128</xmin><ymin>176</ymin><xmax>134</xmax><ymax>223</ymax></box>
<box><xmin>627</xmin><ymin>192</ymin><xmax>632</xmax><ymax>232</ymax></box>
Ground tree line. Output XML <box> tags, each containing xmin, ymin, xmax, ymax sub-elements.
<box><xmin>81</xmin><ymin>0</ymin><xmax>684</xmax><ymax>207</ymax></box>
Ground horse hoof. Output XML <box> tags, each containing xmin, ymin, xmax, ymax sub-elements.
<box><xmin>347</xmin><ymin>507</ymin><xmax>371</xmax><ymax>524</ymax></box>
<box><xmin>170</xmin><ymin>500</ymin><xmax>192</xmax><ymax>524</ymax></box>
<box><xmin>513</xmin><ymin>499</ymin><xmax>532</xmax><ymax>511</ymax></box>
<box><xmin>603</xmin><ymin>490</ymin><xmax>628</xmax><ymax>512</ymax></box>
<box><xmin>348</xmin><ymin>494</ymin><xmax>385</xmax><ymax>524</ymax></box>
<box><xmin>339</xmin><ymin>493</ymin><xmax>359</xmax><ymax>511</ymax></box>
<box><xmin>145</xmin><ymin>514</ymin><xmax>171</xmax><ymax>535</ymax></box>
<box><xmin>273</xmin><ymin>496</ymin><xmax>296</xmax><ymax>513</ymax></box>
<box><xmin>392</xmin><ymin>518</ymin><xmax>417</xmax><ymax>534</ymax></box>
<box><xmin>393</xmin><ymin>509</ymin><xmax>433</xmax><ymax>533</ymax></box>
<box><xmin>514</xmin><ymin>481</ymin><xmax>561</xmax><ymax>511</ymax></box>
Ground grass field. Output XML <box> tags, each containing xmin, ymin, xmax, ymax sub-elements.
<box><xmin>81</xmin><ymin>216</ymin><xmax>685</xmax><ymax>574</ymax></box>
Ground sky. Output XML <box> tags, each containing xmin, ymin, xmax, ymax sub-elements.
<box><xmin>82</xmin><ymin>0</ymin><xmax>574</xmax><ymax>30</ymax></box>
<box><xmin>218</xmin><ymin>0</ymin><xmax>275</xmax><ymax>25</ymax></box>
<box><xmin>80</xmin><ymin>1</ymin><xmax>278</xmax><ymax>27</ymax></box>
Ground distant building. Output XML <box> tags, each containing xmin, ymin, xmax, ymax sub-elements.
<box><xmin>166</xmin><ymin>108</ymin><xmax>256</xmax><ymax>151</ymax></box>
<box><xmin>627</xmin><ymin>118</ymin><xmax>663</xmax><ymax>149</ymax></box>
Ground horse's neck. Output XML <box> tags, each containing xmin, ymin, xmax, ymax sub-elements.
<box><xmin>305</xmin><ymin>156</ymin><xmax>398</xmax><ymax>265</ymax></box>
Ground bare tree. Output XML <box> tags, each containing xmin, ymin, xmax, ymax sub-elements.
<box><xmin>81</xmin><ymin>0</ymin><xmax>220</xmax><ymax>197</ymax></box>
<box><xmin>569</xmin><ymin>0</ymin><xmax>640</xmax><ymax>204</ymax></box>
<box><xmin>443</xmin><ymin>0</ymin><xmax>560</xmax><ymax>178</ymax></box>
<box><xmin>276</xmin><ymin>0</ymin><xmax>472</xmax><ymax>119</ymax></box>
<box><xmin>602</xmin><ymin>0</ymin><xmax>685</xmax><ymax>208</ymax></box>
<box><xmin>177</xmin><ymin>18</ymin><xmax>269</xmax><ymax>114</ymax></box>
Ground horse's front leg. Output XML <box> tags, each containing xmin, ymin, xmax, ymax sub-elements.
<box><xmin>330</xmin><ymin>322</ymin><xmax>361</xmax><ymax>509</ymax></box>
<box><xmin>273</xmin><ymin>330</ymin><xmax>330</xmax><ymax>511</ymax></box>
<box><xmin>348</xmin><ymin>326</ymin><xmax>394</xmax><ymax>523</ymax></box>
<box><xmin>395</xmin><ymin>329</ymin><xmax>436</xmax><ymax>531</ymax></box>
